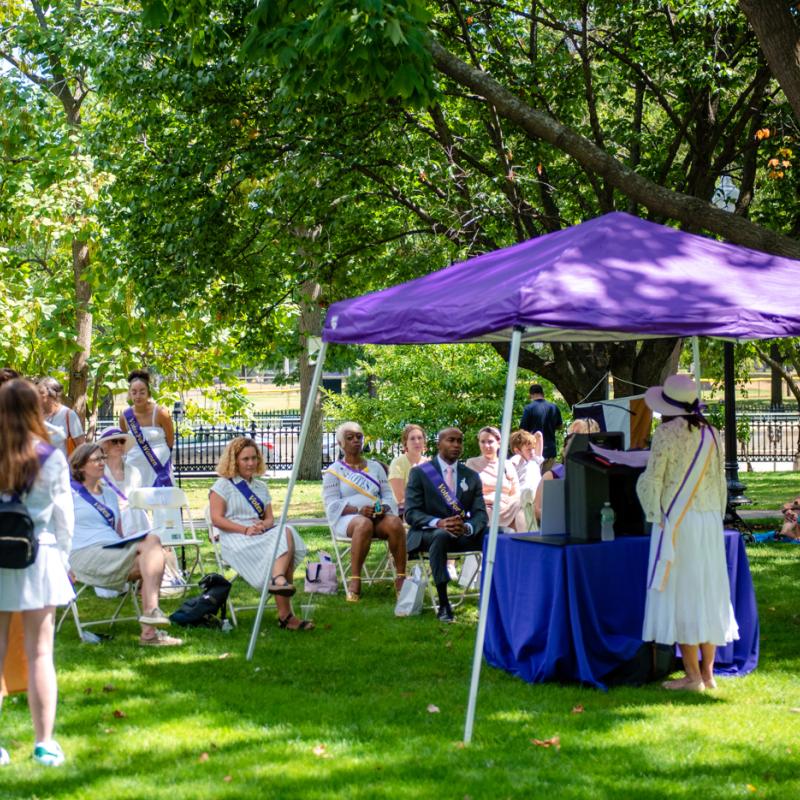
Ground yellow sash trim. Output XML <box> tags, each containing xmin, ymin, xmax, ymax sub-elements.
<box><xmin>658</xmin><ymin>436</ymin><xmax>715</xmax><ymax>591</ymax></box>
<box><xmin>324</xmin><ymin>467</ymin><xmax>377</xmax><ymax>502</ymax></box>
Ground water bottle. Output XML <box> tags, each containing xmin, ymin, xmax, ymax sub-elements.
<box><xmin>600</xmin><ymin>501</ymin><xmax>615</xmax><ymax>542</ymax></box>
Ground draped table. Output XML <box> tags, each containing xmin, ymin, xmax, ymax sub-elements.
<box><xmin>482</xmin><ymin>530</ymin><xmax>759</xmax><ymax>689</ymax></box>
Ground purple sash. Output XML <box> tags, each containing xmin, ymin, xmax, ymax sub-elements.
<box><xmin>124</xmin><ymin>407</ymin><xmax>173</xmax><ymax>487</ymax></box>
<box><xmin>71</xmin><ymin>480</ymin><xmax>116</xmax><ymax>529</ymax></box>
<box><xmin>337</xmin><ymin>460</ymin><xmax>382</xmax><ymax>494</ymax></box>
<box><xmin>231</xmin><ymin>478</ymin><xmax>266</xmax><ymax>517</ymax></box>
<box><xmin>419</xmin><ymin>460</ymin><xmax>466</xmax><ymax>518</ymax></box>
<box><xmin>103</xmin><ymin>474</ymin><xmax>128</xmax><ymax>502</ymax></box>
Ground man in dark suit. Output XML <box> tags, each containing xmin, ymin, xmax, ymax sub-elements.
<box><xmin>404</xmin><ymin>427</ymin><xmax>488</xmax><ymax>622</ymax></box>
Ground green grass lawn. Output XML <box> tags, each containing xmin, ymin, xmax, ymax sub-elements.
<box><xmin>738</xmin><ymin>472</ymin><xmax>800</xmax><ymax>511</ymax></box>
<box><xmin>178</xmin><ymin>478</ymin><xmax>326</xmax><ymax>520</ymax></box>
<box><xmin>2</xmin><ymin>527</ymin><xmax>800</xmax><ymax>799</ymax></box>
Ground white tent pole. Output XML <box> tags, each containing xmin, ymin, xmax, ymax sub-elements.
<box><xmin>692</xmin><ymin>336</ymin><xmax>702</xmax><ymax>398</ymax></box>
<box><xmin>463</xmin><ymin>327</ymin><xmax>523</xmax><ymax>744</ymax></box>
<box><xmin>246</xmin><ymin>340</ymin><xmax>329</xmax><ymax>661</ymax></box>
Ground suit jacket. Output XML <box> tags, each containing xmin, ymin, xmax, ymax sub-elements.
<box><xmin>404</xmin><ymin>459</ymin><xmax>488</xmax><ymax>551</ymax></box>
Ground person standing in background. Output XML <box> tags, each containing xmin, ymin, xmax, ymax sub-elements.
<box><xmin>520</xmin><ymin>384</ymin><xmax>562</xmax><ymax>473</ymax></box>
<box><xmin>36</xmin><ymin>378</ymin><xmax>85</xmax><ymax>458</ymax></box>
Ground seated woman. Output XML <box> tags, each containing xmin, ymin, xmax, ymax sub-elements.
<box><xmin>67</xmin><ymin>443</ymin><xmax>181</xmax><ymax>647</ymax></box>
<box><xmin>465</xmin><ymin>426</ymin><xmax>524</xmax><ymax>532</ymax></box>
<box><xmin>388</xmin><ymin>424</ymin><xmax>429</xmax><ymax>515</ymax></box>
<box><xmin>209</xmin><ymin>437</ymin><xmax>312</xmax><ymax>631</ymax></box>
<box><xmin>509</xmin><ymin>430</ymin><xmax>544</xmax><ymax>531</ymax></box>
<box><xmin>533</xmin><ymin>417</ymin><xmax>600</xmax><ymax>523</ymax></box>
<box><xmin>322</xmin><ymin>421</ymin><xmax>407</xmax><ymax>602</ymax></box>
<box><xmin>779</xmin><ymin>498</ymin><xmax>800</xmax><ymax>540</ymax></box>
<box><xmin>98</xmin><ymin>427</ymin><xmax>148</xmax><ymax>535</ymax></box>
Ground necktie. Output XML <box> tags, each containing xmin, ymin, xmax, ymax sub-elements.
<box><xmin>445</xmin><ymin>465</ymin><xmax>455</xmax><ymax>493</ymax></box>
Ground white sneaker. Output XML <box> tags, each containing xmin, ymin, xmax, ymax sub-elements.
<box><xmin>33</xmin><ymin>740</ymin><xmax>65</xmax><ymax>767</ymax></box>
<box><xmin>0</xmin><ymin>746</ymin><xmax>10</xmax><ymax>766</ymax></box>
<box><xmin>138</xmin><ymin>607</ymin><xmax>170</xmax><ymax>626</ymax></box>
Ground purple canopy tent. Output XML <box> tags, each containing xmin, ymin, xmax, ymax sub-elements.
<box><xmin>322</xmin><ymin>211</ymin><xmax>800</xmax><ymax>345</ymax></box>
<box><xmin>246</xmin><ymin>211</ymin><xmax>800</xmax><ymax>741</ymax></box>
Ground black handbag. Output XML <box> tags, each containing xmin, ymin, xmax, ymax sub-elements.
<box><xmin>0</xmin><ymin>496</ymin><xmax>37</xmax><ymax>569</ymax></box>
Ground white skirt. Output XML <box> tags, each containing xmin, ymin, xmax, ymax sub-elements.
<box><xmin>643</xmin><ymin>510</ymin><xmax>740</xmax><ymax>646</ymax></box>
<box><xmin>220</xmin><ymin>525</ymin><xmax>307</xmax><ymax>590</ymax></box>
<box><xmin>0</xmin><ymin>543</ymin><xmax>75</xmax><ymax>611</ymax></box>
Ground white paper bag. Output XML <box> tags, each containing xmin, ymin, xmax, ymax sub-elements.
<box><xmin>457</xmin><ymin>554</ymin><xmax>481</xmax><ymax>590</ymax></box>
<box><xmin>394</xmin><ymin>565</ymin><xmax>427</xmax><ymax>617</ymax></box>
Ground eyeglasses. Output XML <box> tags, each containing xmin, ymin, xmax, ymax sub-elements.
<box><xmin>88</xmin><ymin>455</ymin><xmax>108</xmax><ymax>463</ymax></box>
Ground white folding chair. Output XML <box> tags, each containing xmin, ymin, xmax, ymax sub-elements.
<box><xmin>203</xmin><ymin>506</ymin><xmax>271</xmax><ymax>627</ymax></box>
<box><xmin>329</xmin><ymin>525</ymin><xmax>396</xmax><ymax>594</ymax></box>
<box><xmin>127</xmin><ymin>487</ymin><xmax>204</xmax><ymax>589</ymax></box>
<box><xmin>410</xmin><ymin>550</ymin><xmax>483</xmax><ymax>611</ymax></box>
<box><xmin>57</xmin><ymin>578</ymin><xmax>141</xmax><ymax>643</ymax></box>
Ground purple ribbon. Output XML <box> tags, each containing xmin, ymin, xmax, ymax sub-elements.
<box><xmin>419</xmin><ymin>460</ymin><xmax>466</xmax><ymax>518</ymax></box>
<box><xmin>660</xmin><ymin>390</ymin><xmax>707</xmax><ymax>419</ymax></box>
<box><xmin>230</xmin><ymin>478</ymin><xmax>266</xmax><ymax>517</ymax></box>
<box><xmin>71</xmin><ymin>480</ymin><xmax>116</xmax><ymax>530</ymax></box>
<box><xmin>124</xmin><ymin>407</ymin><xmax>173</xmax><ymax>487</ymax></box>
<box><xmin>337</xmin><ymin>460</ymin><xmax>382</xmax><ymax>495</ymax></box>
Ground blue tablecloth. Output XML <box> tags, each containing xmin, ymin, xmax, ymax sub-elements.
<box><xmin>482</xmin><ymin>530</ymin><xmax>759</xmax><ymax>689</ymax></box>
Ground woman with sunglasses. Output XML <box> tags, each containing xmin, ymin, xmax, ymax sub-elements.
<box><xmin>97</xmin><ymin>428</ymin><xmax>148</xmax><ymax>535</ymax></box>
<box><xmin>67</xmin><ymin>444</ymin><xmax>181</xmax><ymax>647</ymax></box>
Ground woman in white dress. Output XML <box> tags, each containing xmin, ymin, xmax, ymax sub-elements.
<box><xmin>388</xmin><ymin>424</ymin><xmax>429</xmax><ymax>515</ymax></box>
<box><xmin>638</xmin><ymin>374</ymin><xmax>739</xmax><ymax>692</ymax></box>
<box><xmin>465</xmin><ymin>426</ymin><xmax>524</xmax><ymax>532</ymax></box>
<box><xmin>68</xmin><ymin>443</ymin><xmax>181</xmax><ymax>648</ymax></box>
<box><xmin>209</xmin><ymin>437</ymin><xmax>312</xmax><ymax>630</ymax></box>
<box><xmin>36</xmin><ymin>377</ymin><xmax>85</xmax><ymax>457</ymax></box>
<box><xmin>97</xmin><ymin>427</ymin><xmax>148</xmax><ymax>535</ymax></box>
<box><xmin>0</xmin><ymin>379</ymin><xmax>74</xmax><ymax>767</ymax></box>
<box><xmin>322</xmin><ymin>422</ymin><xmax>406</xmax><ymax>601</ymax></box>
<box><xmin>119</xmin><ymin>369</ymin><xmax>174</xmax><ymax>488</ymax></box>
<box><xmin>509</xmin><ymin>429</ymin><xmax>544</xmax><ymax>531</ymax></box>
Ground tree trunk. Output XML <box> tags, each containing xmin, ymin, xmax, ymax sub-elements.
<box><xmin>68</xmin><ymin>239</ymin><xmax>91</xmax><ymax>424</ymax></box>
<box><xmin>429</xmin><ymin>41</ymin><xmax>800</xmax><ymax>259</ymax></box>
<box><xmin>297</xmin><ymin>280</ymin><xmax>324</xmax><ymax>480</ymax></box>
<box><xmin>770</xmin><ymin>342</ymin><xmax>785</xmax><ymax>411</ymax></box>
<box><xmin>739</xmin><ymin>0</ymin><xmax>800</xmax><ymax>126</ymax></box>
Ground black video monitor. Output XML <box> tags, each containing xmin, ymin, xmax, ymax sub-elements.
<box><xmin>565</xmin><ymin>431</ymin><xmax>646</xmax><ymax>541</ymax></box>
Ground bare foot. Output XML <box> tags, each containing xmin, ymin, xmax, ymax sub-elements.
<box><xmin>662</xmin><ymin>676</ymin><xmax>705</xmax><ymax>692</ymax></box>
<box><xmin>701</xmin><ymin>675</ymin><xmax>718</xmax><ymax>689</ymax></box>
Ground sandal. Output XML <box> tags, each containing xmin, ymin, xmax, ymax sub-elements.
<box><xmin>278</xmin><ymin>614</ymin><xmax>315</xmax><ymax>631</ymax></box>
<box><xmin>346</xmin><ymin>576</ymin><xmax>361</xmax><ymax>603</ymax></box>
<box><xmin>394</xmin><ymin>573</ymin><xmax>406</xmax><ymax>597</ymax></box>
<box><xmin>268</xmin><ymin>576</ymin><xmax>297</xmax><ymax>597</ymax></box>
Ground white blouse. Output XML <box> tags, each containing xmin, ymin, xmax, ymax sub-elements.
<box><xmin>322</xmin><ymin>460</ymin><xmax>397</xmax><ymax>527</ymax></box>
<box><xmin>71</xmin><ymin>485</ymin><xmax>122</xmax><ymax>551</ymax></box>
<box><xmin>23</xmin><ymin>447</ymin><xmax>74</xmax><ymax>566</ymax></box>
<box><xmin>46</xmin><ymin>405</ymin><xmax>83</xmax><ymax>456</ymax></box>
<box><xmin>636</xmin><ymin>418</ymin><xmax>727</xmax><ymax>524</ymax></box>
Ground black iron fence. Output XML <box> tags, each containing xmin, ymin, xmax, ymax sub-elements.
<box><xmin>93</xmin><ymin>411</ymin><xmax>800</xmax><ymax>474</ymax></box>
<box><xmin>737</xmin><ymin>413</ymin><xmax>800</xmax><ymax>464</ymax></box>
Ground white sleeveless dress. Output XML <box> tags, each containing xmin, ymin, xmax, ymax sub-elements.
<box><xmin>124</xmin><ymin>406</ymin><xmax>173</xmax><ymax>488</ymax></box>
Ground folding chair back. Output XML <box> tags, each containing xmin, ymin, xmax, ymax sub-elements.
<box><xmin>128</xmin><ymin>487</ymin><xmax>203</xmax><ymax>584</ymax></box>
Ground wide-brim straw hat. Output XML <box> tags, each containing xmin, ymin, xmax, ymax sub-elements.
<box><xmin>97</xmin><ymin>426</ymin><xmax>135</xmax><ymax>453</ymax></box>
<box><xmin>644</xmin><ymin>374</ymin><xmax>701</xmax><ymax>417</ymax></box>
